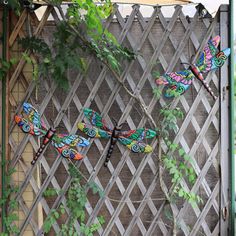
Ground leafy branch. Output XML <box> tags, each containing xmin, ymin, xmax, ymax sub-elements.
<box><xmin>20</xmin><ymin>0</ymin><xmax>135</xmax><ymax>89</ymax></box>
<box><xmin>43</xmin><ymin>163</ymin><xmax>105</xmax><ymax>235</ymax></box>
<box><xmin>0</xmin><ymin>164</ymin><xmax>20</xmax><ymax>235</ymax></box>
<box><xmin>156</xmin><ymin>106</ymin><xmax>203</xmax><ymax>235</ymax></box>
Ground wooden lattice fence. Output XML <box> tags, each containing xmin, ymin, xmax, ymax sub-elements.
<box><xmin>0</xmin><ymin>3</ymin><xmax>231</xmax><ymax>236</ymax></box>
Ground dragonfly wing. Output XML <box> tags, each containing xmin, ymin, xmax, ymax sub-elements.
<box><xmin>15</xmin><ymin>115</ymin><xmax>46</xmax><ymax>136</ymax></box>
<box><xmin>120</xmin><ymin>128</ymin><xmax>157</xmax><ymax>141</ymax></box>
<box><xmin>23</xmin><ymin>102</ymin><xmax>44</xmax><ymax>129</ymax></box>
<box><xmin>78</xmin><ymin>122</ymin><xmax>111</xmax><ymax>139</ymax></box>
<box><xmin>156</xmin><ymin>70</ymin><xmax>195</xmax><ymax>98</ymax></box>
<box><xmin>196</xmin><ymin>36</ymin><xmax>221</xmax><ymax>67</ymax></box>
<box><xmin>118</xmin><ymin>137</ymin><xmax>152</xmax><ymax>153</ymax></box>
<box><xmin>56</xmin><ymin>134</ymin><xmax>90</xmax><ymax>147</ymax></box>
<box><xmin>83</xmin><ymin>108</ymin><xmax>111</xmax><ymax>131</ymax></box>
<box><xmin>198</xmin><ymin>48</ymin><xmax>230</xmax><ymax>73</ymax></box>
<box><xmin>51</xmin><ymin>142</ymin><xmax>83</xmax><ymax>160</ymax></box>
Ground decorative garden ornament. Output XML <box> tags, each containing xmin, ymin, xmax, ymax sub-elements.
<box><xmin>156</xmin><ymin>35</ymin><xmax>230</xmax><ymax>100</ymax></box>
<box><xmin>15</xmin><ymin>102</ymin><xmax>90</xmax><ymax>165</ymax></box>
<box><xmin>78</xmin><ymin>108</ymin><xmax>157</xmax><ymax>167</ymax></box>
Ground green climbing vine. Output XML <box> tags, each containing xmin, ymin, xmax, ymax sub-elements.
<box><xmin>154</xmin><ymin>104</ymin><xmax>203</xmax><ymax>235</ymax></box>
<box><xmin>0</xmin><ymin>164</ymin><xmax>20</xmax><ymax>235</ymax></box>
<box><xmin>42</xmin><ymin>163</ymin><xmax>105</xmax><ymax>235</ymax></box>
<box><xmin>159</xmin><ymin>106</ymin><xmax>202</xmax><ymax>206</ymax></box>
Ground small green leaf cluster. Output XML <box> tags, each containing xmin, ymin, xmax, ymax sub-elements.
<box><xmin>22</xmin><ymin>53</ymin><xmax>39</xmax><ymax>81</ymax></box>
<box><xmin>159</xmin><ymin>107</ymin><xmax>202</xmax><ymax>208</ymax></box>
<box><xmin>67</xmin><ymin>0</ymin><xmax>112</xmax><ymax>36</ymax></box>
<box><xmin>163</xmin><ymin>141</ymin><xmax>202</xmax><ymax>207</ymax></box>
<box><xmin>43</xmin><ymin>163</ymin><xmax>105</xmax><ymax>235</ymax></box>
<box><xmin>0</xmin><ymin>58</ymin><xmax>17</xmax><ymax>80</ymax></box>
<box><xmin>160</xmin><ymin>107</ymin><xmax>184</xmax><ymax>135</ymax></box>
<box><xmin>152</xmin><ymin>70</ymin><xmax>160</xmax><ymax>78</ymax></box>
<box><xmin>153</xmin><ymin>87</ymin><xmax>162</xmax><ymax>99</ymax></box>
<box><xmin>0</xmin><ymin>166</ymin><xmax>20</xmax><ymax>235</ymax></box>
<box><xmin>90</xmin><ymin>33</ymin><xmax>135</xmax><ymax>72</ymax></box>
<box><xmin>165</xmin><ymin>87</ymin><xmax>182</xmax><ymax>98</ymax></box>
<box><xmin>43</xmin><ymin>207</ymin><xmax>65</xmax><ymax>234</ymax></box>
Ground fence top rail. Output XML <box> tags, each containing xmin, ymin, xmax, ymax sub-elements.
<box><xmin>28</xmin><ymin>0</ymin><xmax>192</xmax><ymax>6</ymax></box>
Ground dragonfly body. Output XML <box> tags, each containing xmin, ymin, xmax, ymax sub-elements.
<box><xmin>189</xmin><ymin>64</ymin><xmax>204</xmax><ymax>81</ymax></box>
<box><xmin>32</xmin><ymin>127</ymin><xmax>56</xmax><ymax>165</ymax></box>
<box><xmin>78</xmin><ymin>108</ymin><xmax>157</xmax><ymax>167</ymax></box>
<box><xmin>189</xmin><ymin>64</ymin><xmax>217</xmax><ymax>100</ymax></box>
<box><xmin>15</xmin><ymin>103</ymin><xmax>90</xmax><ymax>165</ymax></box>
<box><xmin>105</xmin><ymin>125</ymin><xmax>122</xmax><ymax>167</ymax></box>
<box><xmin>156</xmin><ymin>36</ymin><xmax>230</xmax><ymax>99</ymax></box>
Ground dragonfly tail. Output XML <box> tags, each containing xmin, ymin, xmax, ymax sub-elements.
<box><xmin>104</xmin><ymin>144</ymin><xmax>114</xmax><ymax>167</ymax></box>
<box><xmin>31</xmin><ymin>145</ymin><xmax>45</xmax><ymax>165</ymax></box>
<box><xmin>104</xmin><ymin>154</ymin><xmax>111</xmax><ymax>167</ymax></box>
<box><xmin>200</xmin><ymin>79</ymin><xmax>217</xmax><ymax>100</ymax></box>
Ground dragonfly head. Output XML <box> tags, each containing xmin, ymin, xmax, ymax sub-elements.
<box><xmin>116</xmin><ymin>123</ymin><xmax>126</xmax><ymax>131</ymax></box>
<box><xmin>112</xmin><ymin>117</ymin><xmax>126</xmax><ymax>130</ymax></box>
<box><xmin>49</xmin><ymin>127</ymin><xmax>57</xmax><ymax>132</ymax></box>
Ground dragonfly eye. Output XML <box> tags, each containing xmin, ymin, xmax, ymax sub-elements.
<box><xmin>111</xmin><ymin>117</ymin><xmax>118</xmax><ymax>126</ymax></box>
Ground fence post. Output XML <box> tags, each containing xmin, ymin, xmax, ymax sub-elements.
<box><xmin>219</xmin><ymin>4</ymin><xmax>231</xmax><ymax>236</ymax></box>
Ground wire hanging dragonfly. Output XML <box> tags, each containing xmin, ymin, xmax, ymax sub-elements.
<box><xmin>78</xmin><ymin>108</ymin><xmax>157</xmax><ymax>167</ymax></box>
<box><xmin>156</xmin><ymin>35</ymin><xmax>230</xmax><ymax>100</ymax></box>
<box><xmin>15</xmin><ymin>102</ymin><xmax>90</xmax><ymax>165</ymax></box>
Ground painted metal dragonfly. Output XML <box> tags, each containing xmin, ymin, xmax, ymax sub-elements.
<box><xmin>15</xmin><ymin>102</ymin><xmax>90</xmax><ymax>165</ymax></box>
<box><xmin>78</xmin><ymin>108</ymin><xmax>157</xmax><ymax>167</ymax></box>
<box><xmin>156</xmin><ymin>35</ymin><xmax>230</xmax><ymax>100</ymax></box>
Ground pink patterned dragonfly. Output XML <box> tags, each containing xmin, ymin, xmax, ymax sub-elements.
<box><xmin>156</xmin><ymin>35</ymin><xmax>230</xmax><ymax>100</ymax></box>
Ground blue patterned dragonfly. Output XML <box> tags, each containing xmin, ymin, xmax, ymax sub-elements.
<box><xmin>15</xmin><ymin>103</ymin><xmax>90</xmax><ymax>165</ymax></box>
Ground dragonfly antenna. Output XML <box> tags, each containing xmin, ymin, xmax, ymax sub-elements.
<box><xmin>112</xmin><ymin>117</ymin><xmax>118</xmax><ymax>126</ymax></box>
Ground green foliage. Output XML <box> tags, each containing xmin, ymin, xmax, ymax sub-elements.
<box><xmin>160</xmin><ymin>107</ymin><xmax>184</xmax><ymax>136</ymax></box>
<box><xmin>0</xmin><ymin>58</ymin><xmax>17</xmax><ymax>80</ymax></box>
<box><xmin>164</xmin><ymin>87</ymin><xmax>181</xmax><ymax>98</ymax></box>
<box><xmin>22</xmin><ymin>53</ymin><xmax>39</xmax><ymax>81</ymax></box>
<box><xmin>152</xmin><ymin>70</ymin><xmax>160</xmax><ymax>78</ymax></box>
<box><xmin>153</xmin><ymin>88</ymin><xmax>162</xmax><ymax>99</ymax></box>
<box><xmin>19</xmin><ymin>0</ymin><xmax>135</xmax><ymax>89</ymax></box>
<box><xmin>159</xmin><ymin>106</ymin><xmax>202</xmax><ymax>208</ymax></box>
<box><xmin>163</xmin><ymin>142</ymin><xmax>203</xmax><ymax>207</ymax></box>
<box><xmin>43</xmin><ymin>163</ymin><xmax>105</xmax><ymax>235</ymax></box>
<box><xmin>0</xmin><ymin>165</ymin><xmax>20</xmax><ymax>234</ymax></box>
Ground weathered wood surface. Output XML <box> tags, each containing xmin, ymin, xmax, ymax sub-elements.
<box><xmin>4</xmin><ymin>3</ymin><xmax>230</xmax><ymax>236</ymax></box>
